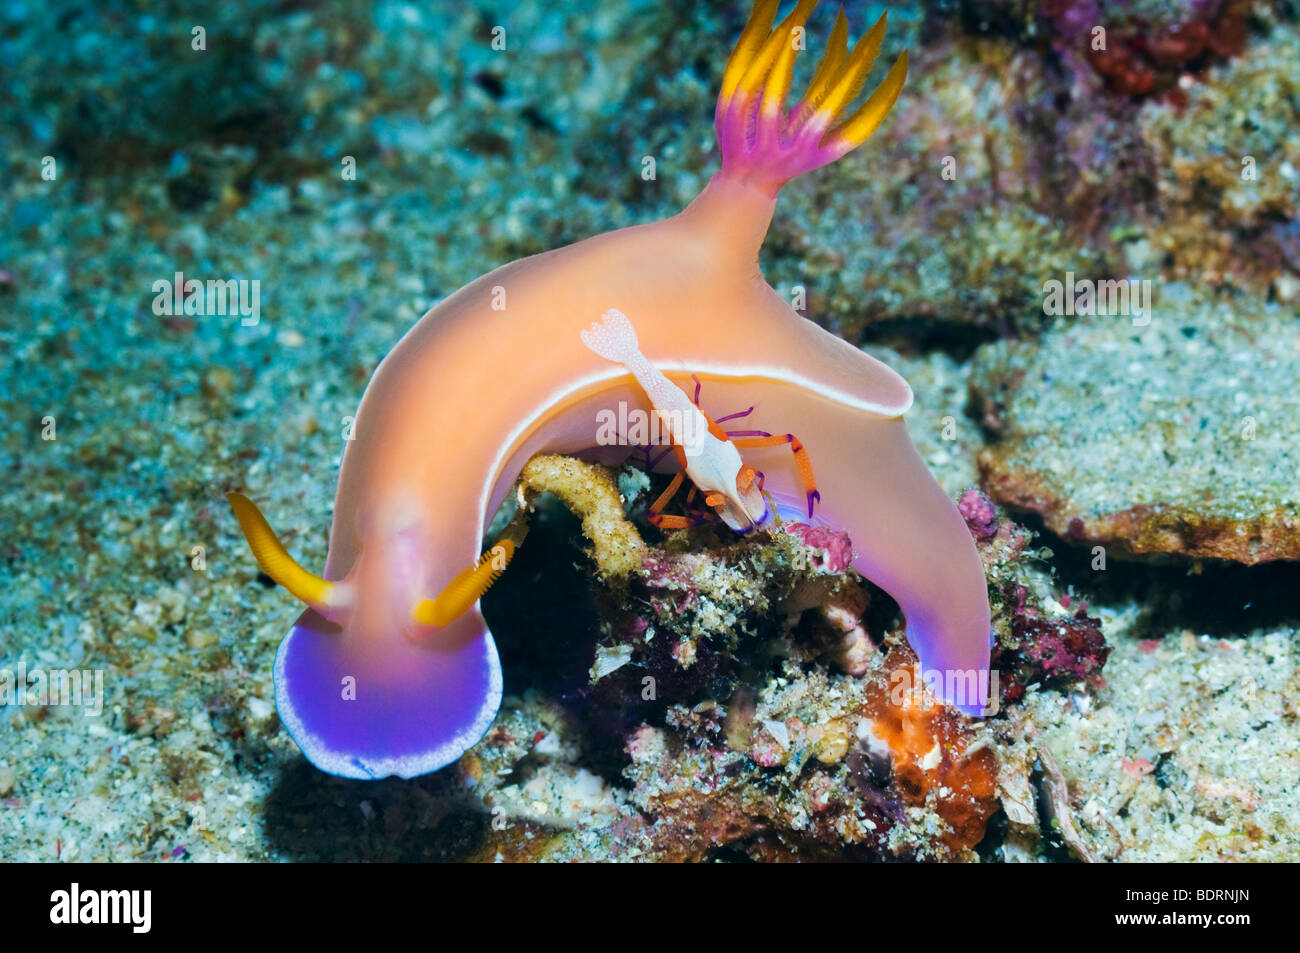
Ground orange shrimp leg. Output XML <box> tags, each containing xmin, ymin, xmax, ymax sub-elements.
<box><xmin>685</xmin><ymin>485</ymin><xmax>724</xmax><ymax>521</ymax></box>
<box><xmin>731</xmin><ymin>432</ymin><xmax>820</xmax><ymax>517</ymax></box>
<box><xmin>647</xmin><ymin>472</ymin><xmax>691</xmax><ymax>528</ymax></box>
<box><xmin>645</xmin><ymin>449</ymin><xmax>720</xmax><ymax>530</ymax></box>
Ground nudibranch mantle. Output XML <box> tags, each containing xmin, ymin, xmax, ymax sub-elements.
<box><xmin>233</xmin><ymin>1</ymin><xmax>992</xmax><ymax>780</ymax></box>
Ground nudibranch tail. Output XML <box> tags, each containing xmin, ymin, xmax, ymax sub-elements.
<box><xmin>411</xmin><ymin>539</ymin><xmax>516</xmax><ymax>629</ymax></box>
<box><xmin>715</xmin><ymin>0</ymin><xmax>909</xmax><ymax>195</ymax></box>
<box><xmin>226</xmin><ymin>492</ymin><xmax>347</xmax><ymax>616</ymax></box>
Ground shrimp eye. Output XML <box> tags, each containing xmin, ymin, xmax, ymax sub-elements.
<box><xmin>704</xmin><ymin>492</ymin><xmax>726</xmax><ymax>508</ymax></box>
<box><xmin>737</xmin><ymin>466</ymin><xmax>756</xmax><ymax>491</ymax></box>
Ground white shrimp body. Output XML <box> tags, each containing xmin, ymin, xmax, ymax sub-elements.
<box><xmin>580</xmin><ymin>308</ymin><xmax>765</xmax><ymax>530</ymax></box>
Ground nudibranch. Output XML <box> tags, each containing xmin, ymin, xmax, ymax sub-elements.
<box><xmin>230</xmin><ymin>0</ymin><xmax>992</xmax><ymax>780</ymax></box>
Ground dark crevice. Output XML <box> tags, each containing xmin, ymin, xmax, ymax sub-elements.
<box><xmin>1012</xmin><ymin>509</ymin><xmax>1300</xmax><ymax>637</ymax></box>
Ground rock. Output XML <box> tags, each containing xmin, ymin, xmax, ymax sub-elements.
<box><xmin>589</xmin><ymin>643</ymin><xmax>633</xmax><ymax>682</ymax></box>
<box><xmin>1138</xmin><ymin>19</ymin><xmax>1300</xmax><ymax>295</ymax></box>
<box><xmin>971</xmin><ymin>287</ymin><xmax>1300</xmax><ymax>563</ymax></box>
<box><xmin>245</xmin><ymin>696</ymin><xmax>274</xmax><ymax>726</ymax></box>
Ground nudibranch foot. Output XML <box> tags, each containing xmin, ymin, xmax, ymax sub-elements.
<box><xmin>273</xmin><ymin>608</ymin><xmax>501</xmax><ymax>780</ymax></box>
<box><xmin>228</xmin><ymin>491</ymin><xmax>523</xmax><ymax>778</ymax></box>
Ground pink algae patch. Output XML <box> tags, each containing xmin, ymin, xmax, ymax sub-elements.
<box><xmin>783</xmin><ymin>523</ymin><xmax>854</xmax><ymax>573</ymax></box>
<box><xmin>957</xmin><ymin>489</ymin><xmax>998</xmax><ymax>541</ymax></box>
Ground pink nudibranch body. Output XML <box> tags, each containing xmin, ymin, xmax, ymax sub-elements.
<box><xmin>240</xmin><ymin>1</ymin><xmax>992</xmax><ymax>779</ymax></box>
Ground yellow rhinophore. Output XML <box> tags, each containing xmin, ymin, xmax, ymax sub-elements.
<box><xmin>226</xmin><ymin>492</ymin><xmax>343</xmax><ymax>613</ymax></box>
<box><xmin>412</xmin><ymin>539</ymin><xmax>516</xmax><ymax>629</ymax></box>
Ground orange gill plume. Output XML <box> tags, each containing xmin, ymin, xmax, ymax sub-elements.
<box><xmin>715</xmin><ymin>0</ymin><xmax>910</xmax><ymax>195</ymax></box>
